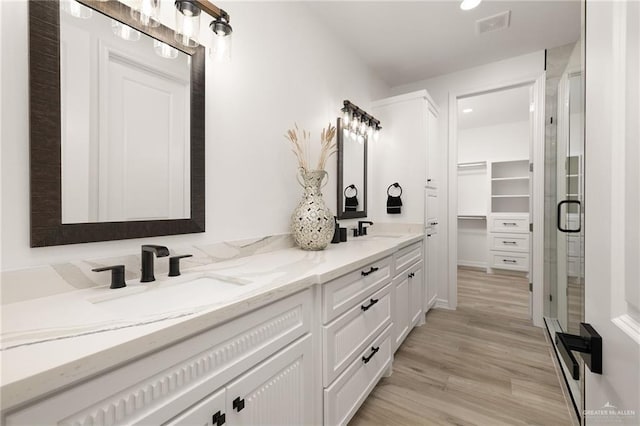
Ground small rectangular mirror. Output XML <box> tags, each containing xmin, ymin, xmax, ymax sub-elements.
<box><xmin>337</xmin><ymin>117</ymin><xmax>368</xmax><ymax>219</ymax></box>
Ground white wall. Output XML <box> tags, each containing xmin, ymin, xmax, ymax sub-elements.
<box><xmin>390</xmin><ymin>51</ymin><xmax>545</xmax><ymax>307</ymax></box>
<box><xmin>458</xmin><ymin>120</ymin><xmax>530</xmax><ymax>163</ymax></box>
<box><xmin>0</xmin><ymin>1</ymin><xmax>389</xmax><ymax>271</ymax></box>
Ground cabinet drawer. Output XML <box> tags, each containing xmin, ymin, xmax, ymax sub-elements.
<box><xmin>324</xmin><ymin>325</ymin><xmax>392</xmax><ymax>426</ymax></box>
<box><xmin>323</xmin><ymin>285</ymin><xmax>391</xmax><ymax>386</ymax></box>
<box><xmin>490</xmin><ymin>251</ymin><xmax>529</xmax><ymax>271</ymax></box>
<box><xmin>322</xmin><ymin>256</ymin><xmax>392</xmax><ymax>323</ymax></box>
<box><xmin>394</xmin><ymin>242</ymin><xmax>423</xmax><ymax>275</ymax></box>
<box><xmin>489</xmin><ymin>215</ymin><xmax>529</xmax><ymax>234</ymax></box>
<box><xmin>489</xmin><ymin>233</ymin><xmax>529</xmax><ymax>252</ymax></box>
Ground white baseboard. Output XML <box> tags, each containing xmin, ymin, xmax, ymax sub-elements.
<box><xmin>434</xmin><ymin>298</ymin><xmax>454</xmax><ymax>310</ymax></box>
<box><xmin>457</xmin><ymin>260</ymin><xmax>487</xmax><ymax>269</ymax></box>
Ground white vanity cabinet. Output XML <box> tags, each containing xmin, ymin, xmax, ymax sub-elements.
<box><xmin>5</xmin><ymin>290</ymin><xmax>315</xmax><ymax>426</ymax></box>
<box><xmin>321</xmin><ymin>256</ymin><xmax>394</xmax><ymax>426</ymax></box>
<box><xmin>391</xmin><ymin>242</ymin><xmax>424</xmax><ymax>352</ymax></box>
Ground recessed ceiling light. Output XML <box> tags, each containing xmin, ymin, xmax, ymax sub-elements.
<box><xmin>462</xmin><ymin>108</ymin><xmax>473</xmax><ymax>113</ymax></box>
<box><xmin>460</xmin><ymin>0</ymin><xmax>482</xmax><ymax>11</ymax></box>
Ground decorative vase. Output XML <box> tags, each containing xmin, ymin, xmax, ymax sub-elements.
<box><xmin>291</xmin><ymin>169</ymin><xmax>335</xmax><ymax>250</ymax></box>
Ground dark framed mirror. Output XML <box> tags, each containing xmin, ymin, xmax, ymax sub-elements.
<box><xmin>29</xmin><ymin>0</ymin><xmax>205</xmax><ymax>247</ymax></box>
<box><xmin>337</xmin><ymin>117</ymin><xmax>368</xmax><ymax>219</ymax></box>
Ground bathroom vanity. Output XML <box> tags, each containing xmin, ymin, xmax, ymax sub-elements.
<box><xmin>1</xmin><ymin>233</ymin><xmax>425</xmax><ymax>426</ymax></box>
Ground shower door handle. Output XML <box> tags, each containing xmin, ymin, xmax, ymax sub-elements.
<box><xmin>555</xmin><ymin>323</ymin><xmax>602</xmax><ymax>380</ymax></box>
<box><xmin>557</xmin><ymin>200</ymin><xmax>581</xmax><ymax>233</ymax></box>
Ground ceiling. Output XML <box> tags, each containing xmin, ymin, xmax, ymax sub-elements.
<box><xmin>306</xmin><ymin>1</ymin><xmax>581</xmax><ymax>87</ymax></box>
<box><xmin>457</xmin><ymin>85</ymin><xmax>530</xmax><ymax>129</ymax></box>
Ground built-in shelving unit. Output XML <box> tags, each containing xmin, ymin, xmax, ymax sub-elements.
<box><xmin>490</xmin><ymin>160</ymin><xmax>530</xmax><ymax>213</ymax></box>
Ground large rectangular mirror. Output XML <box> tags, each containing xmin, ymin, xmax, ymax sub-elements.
<box><xmin>29</xmin><ymin>0</ymin><xmax>205</xmax><ymax>247</ymax></box>
<box><xmin>337</xmin><ymin>118</ymin><xmax>368</xmax><ymax>219</ymax></box>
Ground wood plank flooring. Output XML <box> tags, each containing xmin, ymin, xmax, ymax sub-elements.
<box><xmin>349</xmin><ymin>268</ymin><xmax>573</xmax><ymax>426</ymax></box>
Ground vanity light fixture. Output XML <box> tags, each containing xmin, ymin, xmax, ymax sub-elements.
<box><xmin>174</xmin><ymin>0</ymin><xmax>233</xmax><ymax>60</ymax></box>
<box><xmin>130</xmin><ymin>0</ymin><xmax>160</xmax><ymax>27</ymax></box>
<box><xmin>341</xmin><ymin>100</ymin><xmax>382</xmax><ymax>143</ymax></box>
<box><xmin>460</xmin><ymin>0</ymin><xmax>482</xmax><ymax>11</ymax></box>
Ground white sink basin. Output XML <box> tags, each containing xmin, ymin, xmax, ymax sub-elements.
<box><xmin>89</xmin><ymin>274</ymin><xmax>253</xmax><ymax>318</ymax></box>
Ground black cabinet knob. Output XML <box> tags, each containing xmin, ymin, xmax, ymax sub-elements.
<box><xmin>212</xmin><ymin>411</ymin><xmax>226</xmax><ymax>425</ymax></box>
<box><xmin>233</xmin><ymin>397</ymin><xmax>245</xmax><ymax>412</ymax></box>
<box><xmin>92</xmin><ymin>265</ymin><xmax>126</xmax><ymax>289</ymax></box>
<box><xmin>168</xmin><ymin>254</ymin><xmax>193</xmax><ymax>277</ymax></box>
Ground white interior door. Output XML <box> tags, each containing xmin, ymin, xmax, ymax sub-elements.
<box><xmin>584</xmin><ymin>1</ymin><xmax>640</xmax><ymax>423</ymax></box>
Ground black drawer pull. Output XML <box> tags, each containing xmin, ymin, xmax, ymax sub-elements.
<box><xmin>361</xmin><ymin>266</ymin><xmax>379</xmax><ymax>276</ymax></box>
<box><xmin>361</xmin><ymin>298</ymin><xmax>379</xmax><ymax>311</ymax></box>
<box><xmin>233</xmin><ymin>397</ymin><xmax>245</xmax><ymax>412</ymax></box>
<box><xmin>502</xmin><ymin>259</ymin><xmax>517</xmax><ymax>263</ymax></box>
<box><xmin>502</xmin><ymin>222</ymin><xmax>518</xmax><ymax>226</ymax></box>
<box><xmin>408</xmin><ymin>272</ymin><xmax>415</xmax><ymax>278</ymax></box>
<box><xmin>362</xmin><ymin>346</ymin><xmax>380</xmax><ymax>364</ymax></box>
<box><xmin>212</xmin><ymin>411</ymin><xmax>226</xmax><ymax>426</ymax></box>
<box><xmin>502</xmin><ymin>241</ymin><xmax>517</xmax><ymax>245</ymax></box>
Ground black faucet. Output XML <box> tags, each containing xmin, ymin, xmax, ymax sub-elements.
<box><xmin>358</xmin><ymin>221</ymin><xmax>374</xmax><ymax>236</ymax></box>
<box><xmin>140</xmin><ymin>245</ymin><xmax>170</xmax><ymax>282</ymax></box>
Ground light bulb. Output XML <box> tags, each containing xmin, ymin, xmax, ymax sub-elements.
<box><xmin>210</xmin><ymin>32</ymin><xmax>232</xmax><ymax>62</ymax></box>
<box><xmin>350</xmin><ymin>116</ymin><xmax>358</xmax><ymax>131</ymax></box>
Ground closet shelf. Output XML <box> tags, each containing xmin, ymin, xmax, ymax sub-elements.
<box><xmin>491</xmin><ymin>176</ymin><xmax>529</xmax><ymax>181</ymax></box>
<box><xmin>491</xmin><ymin>194</ymin><xmax>529</xmax><ymax>198</ymax></box>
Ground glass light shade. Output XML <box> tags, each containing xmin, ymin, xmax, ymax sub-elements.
<box><xmin>367</xmin><ymin>125</ymin><xmax>374</xmax><ymax>139</ymax></box>
<box><xmin>349</xmin><ymin>129</ymin><xmax>357</xmax><ymax>140</ymax></box>
<box><xmin>175</xmin><ymin>2</ymin><xmax>201</xmax><ymax>48</ymax></box>
<box><xmin>210</xmin><ymin>32</ymin><xmax>232</xmax><ymax>62</ymax></box>
<box><xmin>350</xmin><ymin>115</ymin><xmax>358</xmax><ymax>131</ymax></box>
<box><xmin>373</xmin><ymin>128</ymin><xmax>381</xmax><ymax>141</ymax></box>
<box><xmin>111</xmin><ymin>20</ymin><xmax>141</xmax><ymax>41</ymax></box>
<box><xmin>342</xmin><ymin>109</ymin><xmax>351</xmax><ymax>125</ymax></box>
<box><xmin>154</xmin><ymin>40</ymin><xmax>179</xmax><ymax>59</ymax></box>
<box><xmin>357</xmin><ymin>134</ymin><xmax>364</xmax><ymax>145</ymax></box>
<box><xmin>130</xmin><ymin>0</ymin><xmax>160</xmax><ymax>28</ymax></box>
<box><xmin>61</xmin><ymin>0</ymin><xmax>92</xmax><ymax>19</ymax></box>
<box><xmin>359</xmin><ymin>119</ymin><xmax>367</xmax><ymax>134</ymax></box>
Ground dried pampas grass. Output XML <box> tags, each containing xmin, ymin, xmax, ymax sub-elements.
<box><xmin>285</xmin><ymin>122</ymin><xmax>337</xmax><ymax>172</ymax></box>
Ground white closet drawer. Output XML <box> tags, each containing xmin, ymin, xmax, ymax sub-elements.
<box><xmin>394</xmin><ymin>242</ymin><xmax>422</xmax><ymax>275</ymax></box>
<box><xmin>323</xmin><ymin>325</ymin><xmax>392</xmax><ymax>426</ymax></box>
<box><xmin>490</xmin><ymin>251</ymin><xmax>529</xmax><ymax>271</ymax></box>
<box><xmin>322</xmin><ymin>256</ymin><xmax>392</xmax><ymax>323</ymax></box>
<box><xmin>489</xmin><ymin>214</ymin><xmax>529</xmax><ymax>234</ymax></box>
<box><xmin>322</xmin><ymin>284</ymin><xmax>391</xmax><ymax>386</ymax></box>
<box><xmin>489</xmin><ymin>233</ymin><xmax>529</xmax><ymax>252</ymax></box>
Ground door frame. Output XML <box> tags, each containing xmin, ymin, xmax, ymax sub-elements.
<box><xmin>447</xmin><ymin>72</ymin><xmax>546</xmax><ymax>327</ymax></box>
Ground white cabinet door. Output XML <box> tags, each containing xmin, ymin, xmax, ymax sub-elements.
<box><xmin>409</xmin><ymin>263</ymin><xmax>424</xmax><ymax>327</ymax></box>
<box><xmin>426</xmin><ymin>229</ymin><xmax>439</xmax><ymax>311</ymax></box>
<box><xmin>164</xmin><ymin>388</ymin><xmax>226</xmax><ymax>426</ymax></box>
<box><xmin>225</xmin><ymin>335</ymin><xmax>314</xmax><ymax>426</ymax></box>
<box><xmin>392</xmin><ymin>273</ymin><xmax>410</xmax><ymax>352</ymax></box>
<box><xmin>426</xmin><ymin>106</ymin><xmax>439</xmax><ymax>188</ymax></box>
<box><xmin>426</xmin><ymin>188</ymin><xmax>439</xmax><ymax>225</ymax></box>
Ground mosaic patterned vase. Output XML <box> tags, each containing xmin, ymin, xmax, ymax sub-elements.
<box><xmin>291</xmin><ymin>169</ymin><xmax>335</xmax><ymax>250</ymax></box>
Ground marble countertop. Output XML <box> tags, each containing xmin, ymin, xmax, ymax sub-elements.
<box><xmin>0</xmin><ymin>232</ymin><xmax>423</xmax><ymax>413</ymax></box>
